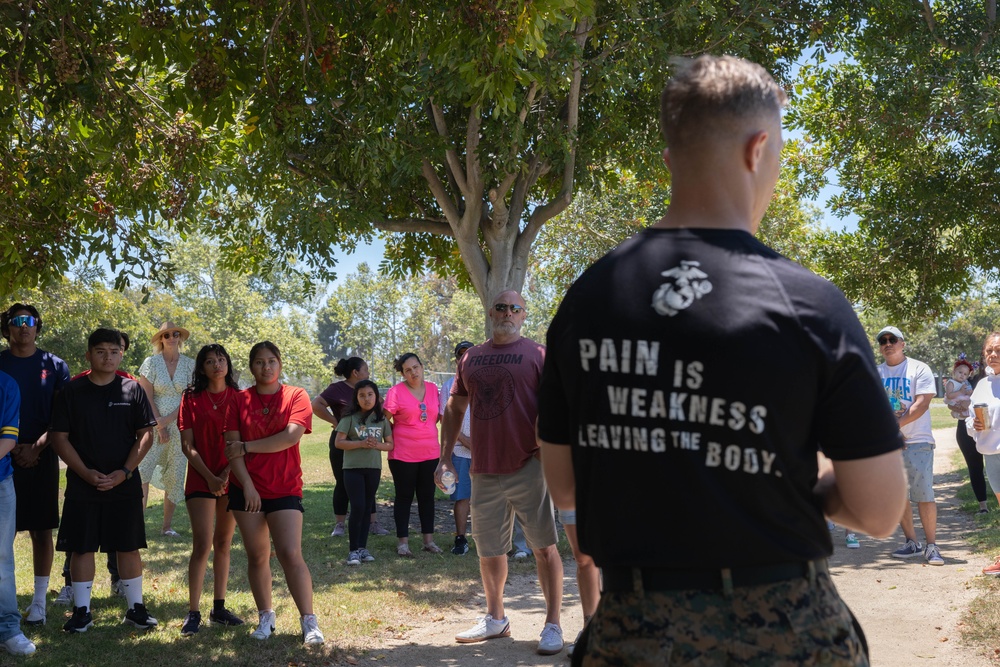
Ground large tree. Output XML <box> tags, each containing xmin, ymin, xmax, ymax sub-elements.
<box><xmin>791</xmin><ymin>0</ymin><xmax>1000</xmax><ymax>319</ymax></box>
<box><xmin>2</xmin><ymin>1</ymin><xmax>835</xmax><ymax>307</ymax></box>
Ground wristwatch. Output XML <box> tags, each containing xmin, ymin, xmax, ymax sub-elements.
<box><xmin>121</xmin><ymin>466</ymin><xmax>133</xmax><ymax>480</ymax></box>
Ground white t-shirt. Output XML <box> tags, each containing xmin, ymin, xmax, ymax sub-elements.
<box><xmin>439</xmin><ymin>377</ymin><xmax>471</xmax><ymax>459</ymax></box>
<box><xmin>878</xmin><ymin>357</ymin><xmax>936</xmax><ymax>445</ymax></box>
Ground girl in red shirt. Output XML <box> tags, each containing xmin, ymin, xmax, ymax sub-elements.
<box><xmin>223</xmin><ymin>342</ymin><xmax>323</xmax><ymax>645</ymax></box>
<box><xmin>177</xmin><ymin>344</ymin><xmax>244</xmax><ymax>636</ymax></box>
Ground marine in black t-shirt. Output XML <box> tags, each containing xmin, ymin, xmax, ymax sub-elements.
<box><xmin>536</xmin><ymin>56</ymin><xmax>908</xmax><ymax>666</ymax></box>
<box><xmin>537</xmin><ymin>227</ymin><xmax>903</xmax><ymax>567</ymax></box>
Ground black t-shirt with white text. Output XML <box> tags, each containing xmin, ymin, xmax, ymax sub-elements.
<box><xmin>50</xmin><ymin>374</ymin><xmax>156</xmax><ymax>502</ymax></box>
<box><xmin>537</xmin><ymin>228</ymin><xmax>903</xmax><ymax>568</ymax></box>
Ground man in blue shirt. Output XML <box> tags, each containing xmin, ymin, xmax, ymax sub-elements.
<box><xmin>0</xmin><ymin>370</ymin><xmax>37</xmax><ymax>655</ymax></box>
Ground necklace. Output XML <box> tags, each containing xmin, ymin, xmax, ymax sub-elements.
<box><xmin>208</xmin><ymin>387</ymin><xmax>230</xmax><ymax>411</ymax></box>
<box><xmin>256</xmin><ymin>386</ymin><xmax>279</xmax><ymax>415</ymax></box>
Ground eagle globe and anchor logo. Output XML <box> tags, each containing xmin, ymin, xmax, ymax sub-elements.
<box><xmin>652</xmin><ymin>260</ymin><xmax>713</xmax><ymax>316</ymax></box>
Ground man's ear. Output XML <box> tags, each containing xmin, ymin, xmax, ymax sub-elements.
<box><xmin>744</xmin><ymin>130</ymin><xmax>769</xmax><ymax>173</ymax></box>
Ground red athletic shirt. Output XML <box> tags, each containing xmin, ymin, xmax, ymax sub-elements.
<box><xmin>178</xmin><ymin>387</ymin><xmax>239</xmax><ymax>495</ymax></box>
<box><xmin>231</xmin><ymin>384</ymin><xmax>312</xmax><ymax>499</ymax></box>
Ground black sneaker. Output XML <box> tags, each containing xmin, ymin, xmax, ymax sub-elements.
<box><xmin>63</xmin><ymin>606</ymin><xmax>93</xmax><ymax>633</ymax></box>
<box><xmin>452</xmin><ymin>535</ymin><xmax>469</xmax><ymax>555</ymax></box>
<box><xmin>123</xmin><ymin>603</ymin><xmax>159</xmax><ymax>629</ymax></box>
<box><xmin>209</xmin><ymin>607</ymin><xmax>244</xmax><ymax>626</ymax></box>
<box><xmin>181</xmin><ymin>610</ymin><xmax>201</xmax><ymax>636</ymax></box>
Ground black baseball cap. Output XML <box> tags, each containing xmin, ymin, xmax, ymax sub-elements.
<box><xmin>454</xmin><ymin>341</ymin><xmax>475</xmax><ymax>358</ymax></box>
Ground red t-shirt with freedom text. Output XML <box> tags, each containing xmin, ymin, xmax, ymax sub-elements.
<box><xmin>453</xmin><ymin>336</ymin><xmax>545</xmax><ymax>475</ymax></box>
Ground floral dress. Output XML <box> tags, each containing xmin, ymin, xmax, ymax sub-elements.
<box><xmin>137</xmin><ymin>353</ymin><xmax>196</xmax><ymax>504</ymax></box>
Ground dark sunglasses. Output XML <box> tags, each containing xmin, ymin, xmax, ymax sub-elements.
<box><xmin>419</xmin><ymin>402</ymin><xmax>427</xmax><ymax>423</ymax></box>
<box><xmin>494</xmin><ymin>303</ymin><xmax>525</xmax><ymax>314</ymax></box>
<box><xmin>162</xmin><ymin>331</ymin><xmax>182</xmax><ymax>340</ymax></box>
<box><xmin>877</xmin><ymin>335</ymin><xmax>899</xmax><ymax>346</ymax></box>
<box><xmin>10</xmin><ymin>315</ymin><xmax>36</xmax><ymax>328</ymax></box>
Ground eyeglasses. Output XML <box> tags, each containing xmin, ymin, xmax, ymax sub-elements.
<box><xmin>419</xmin><ymin>402</ymin><xmax>427</xmax><ymax>422</ymax></box>
<box><xmin>877</xmin><ymin>335</ymin><xmax>899</xmax><ymax>346</ymax></box>
<box><xmin>494</xmin><ymin>303</ymin><xmax>525</xmax><ymax>314</ymax></box>
<box><xmin>10</xmin><ymin>315</ymin><xmax>36</xmax><ymax>328</ymax></box>
<box><xmin>162</xmin><ymin>331</ymin><xmax>182</xmax><ymax>340</ymax></box>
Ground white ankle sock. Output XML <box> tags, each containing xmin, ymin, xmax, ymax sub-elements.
<box><xmin>71</xmin><ymin>581</ymin><xmax>93</xmax><ymax>610</ymax></box>
<box><xmin>121</xmin><ymin>575</ymin><xmax>143</xmax><ymax>608</ymax></box>
<box><xmin>32</xmin><ymin>576</ymin><xmax>48</xmax><ymax>606</ymax></box>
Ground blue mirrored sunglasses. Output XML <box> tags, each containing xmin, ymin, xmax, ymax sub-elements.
<box><xmin>10</xmin><ymin>315</ymin><xmax>36</xmax><ymax>328</ymax></box>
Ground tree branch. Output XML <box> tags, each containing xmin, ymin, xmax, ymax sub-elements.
<box><xmin>371</xmin><ymin>218</ymin><xmax>453</xmax><ymax>235</ymax></box>
<box><xmin>421</xmin><ymin>158</ymin><xmax>462</xmax><ymax>224</ymax></box>
<box><xmin>428</xmin><ymin>100</ymin><xmax>470</xmax><ymax>195</ymax></box>
<box><xmin>465</xmin><ymin>104</ymin><xmax>482</xmax><ymax>193</ymax></box>
<box><xmin>515</xmin><ymin>16</ymin><xmax>591</xmax><ymax>259</ymax></box>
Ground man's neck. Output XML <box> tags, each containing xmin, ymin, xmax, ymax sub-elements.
<box><xmin>6</xmin><ymin>342</ymin><xmax>36</xmax><ymax>359</ymax></box>
<box><xmin>885</xmin><ymin>354</ymin><xmax>907</xmax><ymax>368</ymax></box>
<box><xmin>492</xmin><ymin>333</ymin><xmax>521</xmax><ymax>346</ymax></box>
<box><xmin>87</xmin><ymin>370</ymin><xmax>117</xmax><ymax>386</ymax></box>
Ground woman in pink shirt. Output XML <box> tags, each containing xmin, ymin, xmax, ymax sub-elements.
<box><xmin>384</xmin><ymin>353</ymin><xmax>441</xmax><ymax>556</ymax></box>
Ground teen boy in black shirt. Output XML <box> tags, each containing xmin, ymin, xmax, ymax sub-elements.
<box><xmin>50</xmin><ymin>328</ymin><xmax>158</xmax><ymax>632</ymax></box>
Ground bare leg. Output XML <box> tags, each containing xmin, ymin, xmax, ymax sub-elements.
<box><xmin>917</xmin><ymin>501</ymin><xmax>937</xmax><ymax>544</ymax></box>
<box><xmin>69</xmin><ymin>552</ymin><xmax>96</xmax><ymax>583</ymax></box>
<box><xmin>115</xmin><ymin>550</ymin><xmax>142</xmax><ymax>580</ymax></box>
<box><xmin>162</xmin><ymin>497</ymin><xmax>177</xmax><ymax>532</ymax></box>
<box><xmin>533</xmin><ymin>544</ymin><xmax>563</xmax><ymax>626</ymax></box>
<box><xmin>233</xmin><ymin>511</ymin><xmax>272</xmax><ymax>611</ymax></box>
<box><xmin>480</xmin><ymin>555</ymin><xmax>508</xmax><ymax>620</ymax></box>
<box><xmin>212</xmin><ymin>497</ymin><xmax>237</xmax><ymax>600</ymax></box>
<box><xmin>899</xmin><ymin>502</ymin><xmax>917</xmax><ymax>542</ymax></box>
<box><xmin>28</xmin><ymin>529</ymin><xmax>54</xmax><ymax>577</ymax></box>
<box><xmin>564</xmin><ymin>524</ymin><xmax>599</xmax><ymax>619</ymax></box>
<box><xmin>267</xmin><ymin>510</ymin><xmax>313</xmax><ymax>616</ymax></box>
<box><xmin>186</xmin><ymin>498</ymin><xmax>215</xmax><ymax>610</ymax></box>
<box><xmin>454</xmin><ymin>498</ymin><xmax>470</xmax><ymax>536</ymax></box>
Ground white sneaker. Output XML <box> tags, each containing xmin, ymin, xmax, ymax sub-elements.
<box><xmin>455</xmin><ymin>614</ymin><xmax>511</xmax><ymax>643</ymax></box>
<box><xmin>1</xmin><ymin>633</ymin><xmax>36</xmax><ymax>656</ymax></box>
<box><xmin>25</xmin><ymin>601</ymin><xmax>45</xmax><ymax>625</ymax></box>
<box><xmin>537</xmin><ymin>622</ymin><xmax>563</xmax><ymax>655</ymax></box>
<box><xmin>251</xmin><ymin>610</ymin><xmax>276</xmax><ymax>640</ymax></box>
<box><xmin>111</xmin><ymin>579</ymin><xmax>127</xmax><ymax>599</ymax></box>
<box><xmin>54</xmin><ymin>585</ymin><xmax>73</xmax><ymax>606</ymax></box>
<box><xmin>845</xmin><ymin>533</ymin><xmax>860</xmax><ymax>549</ymax></box>
<box><xmin>300</xmin><ymin>614</ymin><xmax>324</xmax><ymax>645</ymax></box>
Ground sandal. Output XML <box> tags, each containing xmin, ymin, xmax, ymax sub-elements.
<box><xmin>422</xmin><ymin>542</ymin><xmax>443</xmax><ymax>554</ymax></box>
<box><xmin>162</xmin><ymin>528</ymin><xmax>180</xmax><ymax>537</ymax></box>
<box><xmin>397</xmin><ymin>543</ymin><xmax>415</xmax><ymax>558</ymax></box>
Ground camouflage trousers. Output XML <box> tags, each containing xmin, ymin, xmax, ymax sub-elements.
<box><xmin>577</xmin><ymin>567</ymin><xmax>867</xmax><ymax>666</ymax></box>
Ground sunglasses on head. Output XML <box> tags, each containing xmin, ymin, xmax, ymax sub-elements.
<box><xmin>494</xmin><ymin>303</ymin><xmax>525</xmax><ymax>314</ymax></box>
<box><xmin>419</xmin><ymin>402</ymin><xmax>427</xmax><ymax>423</ymax></box>
<box><xmin>877</xmin><ymin>335</ymin><xmax>899</xmax><ymax>346</ymax></box>
<box><xmin>10</xmin><ymin>315</ymin><xmax>36</xmax><ymax>328</ymax></box>
<box><xmin>162</xmin><ymin>331</ymin><xmax>182</xmax><ymax>340</ymax></box>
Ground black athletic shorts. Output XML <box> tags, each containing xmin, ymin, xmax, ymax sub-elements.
<box><xmin>13</xmin><ymin>447</ymin><xmax>59</xmax><ymax>532</ymax></box>
<box><xmin>185</xmin><ymin>491</ymin><xmax>226</xmax><ymax>501</ymax></box>
<box><xmin>55</xmin><ymin>497</ymin><xmax>147</xmax><ymax>554</ymax></box>
<box><xmin>227</xmin><ymin>485</ymin><xmax>303</xmax><ymax>514</ymax></box>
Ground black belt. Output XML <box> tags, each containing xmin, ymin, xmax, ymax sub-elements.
<box><xmin>602</xmin><ymin>559</ymin><xmax>827</xmax><ymax>595</ymax></box>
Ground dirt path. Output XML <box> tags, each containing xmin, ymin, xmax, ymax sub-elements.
<box><xmin>369</xmin><ymin>427</ymin><xmax>989</xmax><ymax>666</ymax></box>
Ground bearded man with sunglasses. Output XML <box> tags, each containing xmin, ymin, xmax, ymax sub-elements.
<box><xmin>875</xmin><ymin>325</ymin><xmax>943</xmax><ymax>565</ymax></box>
<box><xmin>438</xmin><ymin>290</ymin><xmax>565</xmax><ymax>656</ymax></box>
<box><xmin>0</xmin><ymin>304</ymin><xmax>71</xmax><ymax>626</ymax></box>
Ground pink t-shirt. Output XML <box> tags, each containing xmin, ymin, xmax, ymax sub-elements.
<box><xmin>384</xmin><ymin>381</ymin><xmax>440</xmax><ymax>463</ymax></box>
<box><xmin>453</xmin><ymin>337</ymin><xmax>545</xmax><ymax>475</ymax></box>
